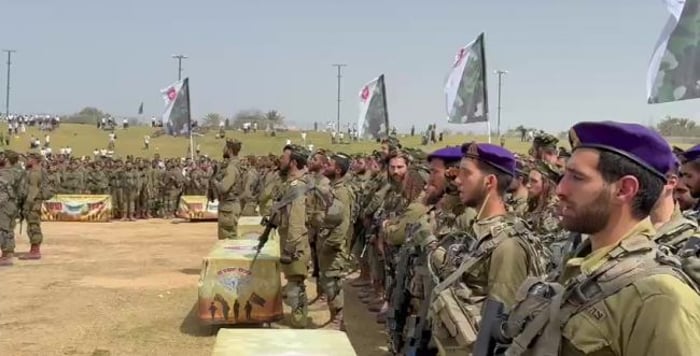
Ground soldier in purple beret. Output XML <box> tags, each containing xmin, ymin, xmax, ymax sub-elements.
<box><xmin>503</xmin><ymin>121</ymin><xmax>700</xmax><ymax>356</ymax></box>
<box><xmin>426</xmin><ymin>142</ymin><xmax>546</xmax><ymax>355</ymax></box>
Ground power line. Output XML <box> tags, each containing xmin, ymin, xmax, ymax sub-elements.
<box><xmin>494</xmin><ymin>69</ymin><xmax>508</xmax><ymax>138</ymax></box>
<box><xmin>3</xmin><ymin>49</ymin><xmax>16</xmax><ymax>119</ymax></box>
<box><xmin>332</xmin><ymin>64</ymin><xmax>347</xmax><ymax>135</ymax></box>
<box><xmin>172</xmin><ymin>54</ymin><xmax>188</xmax><ymax>80</ymax></box>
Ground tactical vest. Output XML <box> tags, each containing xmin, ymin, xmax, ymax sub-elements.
<box><xmin>505</xmin><ymin>234</ymin><xmax>700</xmax><ymax>356</ymax></box>
<box><xmin>428</xmin><ymin>217</ymin><xmax>548</xmax><ymax>355</ymax></box>
<box><xmin>654</xmin><ymin>216</ymin><xmax>698</xmax><ymax>254</ymax></box>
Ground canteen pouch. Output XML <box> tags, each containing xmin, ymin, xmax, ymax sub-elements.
<box><xmin>430</xmin><ymin>284</ymin><xmax>482</xmax><ymax>354</ymax></box>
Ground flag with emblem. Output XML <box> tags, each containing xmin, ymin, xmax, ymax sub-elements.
<box><xmin>160</xmin><ymin>77</ymin><xmax>191</xmax><ymax>135</ymax></box>
<box><xmin>647</xmin><ymin>0</ymin><xmax>700</xmax><ymax>103</ymax></box>
<box><xmin>444</xmin><ymin>32</ymin><xmax>488</xmax><ymax>123</ymax></box>
<box><xmin>357</xmin><ymin>74</ymin><xmax>389</xmax><ymax>139</ymax></box>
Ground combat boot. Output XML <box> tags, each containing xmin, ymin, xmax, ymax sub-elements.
<box><xmin>19</xmin><ymin>244</ymin><xmax>41</xmax><ymax>260</ymax></box>
<box><xmin>328</xmin><ymin>308</ymin><xmax>344</xmax><ymax>331</ymax></box>
<box><xmin>0</xmin><ymin>251</ymin><xmax>14</xmax><ymax>266</ymax></box>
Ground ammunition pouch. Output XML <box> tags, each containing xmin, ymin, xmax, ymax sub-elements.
<box><xmin>430</xmin><ymin>284</ymin><xmax>482</xmax><ymax>354</ymax></box>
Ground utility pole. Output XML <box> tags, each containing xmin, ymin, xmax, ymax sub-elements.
<box><xmin>494</xmin><ymin>69</ymin><xmax>508</xmax><ymax>138</ymax></box>
<box><xmin>3</xmin><ymin>49</ymin><xmax>16</xmax><ymax>119</ymax></box>
<box><xmin>332</xmin><ymin>64</ymin><xmax>347</xmax><ymax>135</ymax></box>
<box><xmin>172</xmin><ymin>54</ymin><xmax>188</xmax><ymax>80</ymax></box>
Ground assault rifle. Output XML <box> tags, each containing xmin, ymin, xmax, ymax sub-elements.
<box><xmin>249</xmin><ymin>215</ymin><xmax>277</xmax><ymax>269</ymax></box>
<box><xmin>386</xmin><ymin>243</ymin><xmax>415</xmax><ymax>354</ymax></box>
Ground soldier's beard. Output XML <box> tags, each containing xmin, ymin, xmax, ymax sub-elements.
<box><xmin>424</xmin><ymin>185</ymin><xmax>444</xmax><ymax>205</ymax></box>
<box><xmin>223</xmin><ymin>152</ymin><xmax>230</xmax><ymax>159</ymax></box>
<box><xmin>560</xmin><ymin>189</ymin><xmax>611</xmax><ymax>235</ymax></box>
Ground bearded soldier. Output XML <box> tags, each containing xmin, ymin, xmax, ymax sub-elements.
<box><xmin>275</xmin><ymin>144</ymin><xmax>313</xmax><ymax>328</ymax></box>
<box><xmin>650</xmin><ymin>159</ymin><xmax>698</xmax><ymax>253</ymax></box>
<box><xmin>680</xmin><ymin>144</ymin><xmax>700</xmax><ymax>218</ymax></box>
<box><xmin>499</xmin><ymin>121</ymin><xmax>700</xmax><ymax>356</ymax></box>
<box><xmin>210</xmin><ymin>139</ymin><xmax>244</xmax><ymax>239</ymax></box>
<box><xmin>427</xmin><ymin>142</ymin><xmax>547</xmax><ymax>355</ymax></box>
<box><xmin>318</xmin><ymin>152</ymin><xmax>353</xmax><ymax>330</ymax></box>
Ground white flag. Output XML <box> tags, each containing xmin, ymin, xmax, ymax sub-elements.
<box><xmin>444</xmin><ymin>33</ymin><xmax>488</xmax><ymax>123</ymax></box>
<box><xmin>357</xmin><ymin>74</ymin><xmax>388</xmax><ymax>138</ymax></box>
<box><xmin>159</xmin><ymin>78</ymin><xmax>190</xmax><ymax>135</ymax></box>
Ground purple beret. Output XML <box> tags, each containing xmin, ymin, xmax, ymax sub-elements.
<box><xmin>428</xmin><ymin>146</ymin><xmax>462</xmax><ymax>163</ymax></box>
<box><xmin>680</xmin><ymin>144</ymin><xmax>700</xmax><ymax>163</ymax></box>
<box><xmin>569</xmin><ymin>121</ymin><xmax>674</xmax><ymax>180</ymax></box>
<box><xmin>460</xmin><ymin>142</ymin><xmax>516</xmax><ymax>176</ymax></box>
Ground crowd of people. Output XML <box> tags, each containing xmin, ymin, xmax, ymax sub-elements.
<box><xmin>208</xmin><ymin>121</ymin><xmax>700</xmax><ymax>355</ymax></box>
<box><xmin>1</xmin><ymin>120</ymin><xmax>700</xmax><ymax>355</ymax></box>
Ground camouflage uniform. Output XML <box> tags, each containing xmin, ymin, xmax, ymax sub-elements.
<box><xmin>212</xmin><ymin>157</ymin><xmax>244</xmax><ymax>239</ymax></box>
<box><xmin>654</xmin><ymin>205</ymin><xmax>699</xmax><ymax>254</ymax></box>
<box><xmin>121</xmin><ymin>163</ymin><xmax>140</xmax><ymax>220</ymax></box>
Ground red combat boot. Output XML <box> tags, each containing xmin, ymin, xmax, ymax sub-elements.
<box><xmin>19</xmin><ymin>244</ymin><xmax>41</xmax><ymax>260</ymax></box>
<box><xmin>0</xmin><ymin>251</ymin><xmax>14</xmax><ymax>266</ymax></box>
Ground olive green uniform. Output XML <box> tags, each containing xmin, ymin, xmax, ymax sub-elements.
<box><xmin>24</xmin><ymin>168</ymin><xmax>44</xmax><ymax>244</ymax></box>
<box><xmin>276</xmin><ymin>173</ymin><xmax>312</xmax><ymax>328</ymax></box>
<box><xmin>507</xmin><ymin>219</ymin><xmax>700</xmax><ymax>356</ymax></box>
<box><xmin>212</xmin><ymin>157</ymin><xmax>243</xmax><ymax>239</ymax></box>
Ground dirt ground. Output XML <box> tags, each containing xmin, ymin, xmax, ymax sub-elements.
<box><xmin>0</xmin><ymin>220</ymin><xmax>388</xmax><ymax>356</ymax></box>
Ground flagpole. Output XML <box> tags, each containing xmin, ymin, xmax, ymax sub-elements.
<box><xmin>380</xmin><ymin>75</ymin><xmax>389</xmax><ymax>136</ymax></box>
<box><xmin>185</xmin><ymin>78</ymin><xmax>194</xmax><ymax>160</ymax></box>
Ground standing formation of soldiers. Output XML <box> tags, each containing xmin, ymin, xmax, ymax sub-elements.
<box><xmin>3</xmin><ymin>120</ymin><xmax>700</xmax><ymax>355</ymax></box>
<box><xmin>234</xmin><ymin>121</ymin><xmax>700</xmax><ymax>356</ymax></box>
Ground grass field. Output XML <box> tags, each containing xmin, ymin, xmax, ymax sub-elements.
<box><xmin>0</xmin><ymin>123</ymin><xmax>692</xmax><ymax>159</ymax></box>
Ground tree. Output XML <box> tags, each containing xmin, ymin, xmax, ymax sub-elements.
<box><xmin>230</xmin><ymin>109</ymin><xmax>285</xmax><ymax>129</ymax></box>
<box><xmin>203</xmin><ymin>113</ymin><xmax>223</xmax><ymax>127</ymax></box>
<box><xmin>263</xmin><ymin>110</ymin><xmax>285</xmax><ymax>125</ymax></box>
<box><xmin>64</xmin><ymin>107</ymin><xmax>111</xmax><ymax>124</ymax></box>
<box><xmin>656</xmin><ymin>116</ymin><xmax>700</xmax><ymax>137</ymax></box>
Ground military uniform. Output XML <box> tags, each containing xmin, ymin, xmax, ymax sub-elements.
<box><xmin>212</xmin><ymin>157</ymin><xmax>243</xmax><ymax>239</ymax></box>
<box><xmin>23</xmin><ymin>161</ymin><xmax>44</xmax><ymax>253</ymax></box>
<box><xmin>276</xmin><ymin>171</ymin><xmax>312</xmax><ymax>328</ymax></box>
<box><xmin>318</xmin><ymin>173</ymin><xmax>352</xmax><ymax>325</ymax></box>
<box><xmin>307</xmin><ymin>171</ymin><xmax>332</xmax><ymax>299</ymax></box>
<box><xmin>0</xmin><ymin>162</ymin><xmax>21</xmax><ymax>265</ymax></box>
<box><xmin>654</xmin><ymin>205</ymin><xmax>698</xmax><ymax>253</ymax></box>
<box><xmin>503</xmin><ymin>121</ymin><xmax>700</xmax><ymax>356</ymax></box>
<box><xmin>121</xmin><ymin>165</ymin><xmax>140</xmax><ymax>220</ymax></box>
<box><xmin>426</xmin><ymin>143</ymin><xmax>547</xmax><ymax>355</ymax></box>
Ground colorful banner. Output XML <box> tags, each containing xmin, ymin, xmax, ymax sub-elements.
<box><xmin>41</xmin><ymin>195</ymin><xmax>112</xmax><ymax>222</ymax></box>
<box><xmin>178</xmin><ymin>195</ymin><xmax>218</xmax><ymax>221</ymax></box>
<box><xmin>445</xmin><ymin>32</ymin><xmax>489</xmax><ymax>124</ymax></box>
<box><xmin>198</xmin><ymin>229</ymin><xmax>283</xmax><ymax>325</ymax></box>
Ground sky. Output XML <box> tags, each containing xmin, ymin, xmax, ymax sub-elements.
<box><xmin>0</xmin><ymin>0</ymin><xmax>697</xmax><ymax>133</ymax></box>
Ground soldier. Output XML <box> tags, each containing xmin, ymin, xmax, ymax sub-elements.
<box><xmin>531</xmin><ymin>133</ymin><xmax>559</xmax><ymax>165</ymax></box>
<box><xmin>318</xmin><ymin>152</ymin><xmax>353</xmax><ymax>330</ymax></box>
<box><xmin>18</xmin><ymin>153</ymin><xmax>45</xmax><ymax>260</ymax></box>
<box><xmin>500</xmin><ymin>121</ymin><xmax>700</xmax><ymax>356</ymax></box>
<box><xmin>307</xmin><ymin>149</ymin><xmax>332</xmax><ymax>303</ymax></box>
<box><xmin>427</xmin><ymin>142</ymin><xmax>547</xmax><ymax>354</ymax></box>
<box><xmin>650</xmin><ymin>159</ymin><xmax>698</xmax><ymax>253</ymax></box>
<box><xmin>348</xmin><ymin>155</ymin><xmax>375</xmax><ymax>288</ymax></box>
<box><xmin>164</xmin><ymin>161</ymin><xmax>183</xmax><ymax>219</ymax></box>
<box><xmin>210</xmin><ymin>139</ymin><xmax>244</xmax><ymax>239</ymax></box>
<box><xmin>240</xmin><ymin>156</ymin><xmax>260</xmax><ymax>216</ymax></box>
<box><xmin>275</xmin><ymin>144</ymin><xmax>313</xmax><ymax>328</ymax></box>
<box><xmin>0</xmin><ymin>152</ymin><xmax>22</xmax><ymax>266</ymax></box>
<box><xmin>136</xmin><ymin>160</ymin><xmax>153</xmax><ymax>219</ymax></box>
<box><xmin>506</xmin><ymin>159</ymin><xmax>529</xmax><ymax>218</ymax></box>
<box><xmin>680</xmin><ymin>144</ymin><xmax>700</xmax><ymax>215</ymax></box>
<box><xmin>526</xmin><ymin>161</ymin><xmax>562</xmax><ymax>234</ymax></box>
<box><xmin>675</xmin><ymin>180</ymin><xmax>699</xmax><ymax>213</ymax></box>
<box><xmin>121</xmin><ymin>161</ymin><xmax>139</xmax><ymax>221</ymax></box>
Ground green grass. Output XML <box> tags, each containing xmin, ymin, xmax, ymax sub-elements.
<box><xmin>0</xmin><ymin>123</ymin><xmax>692</xmax><ymax>158</ymax></box>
